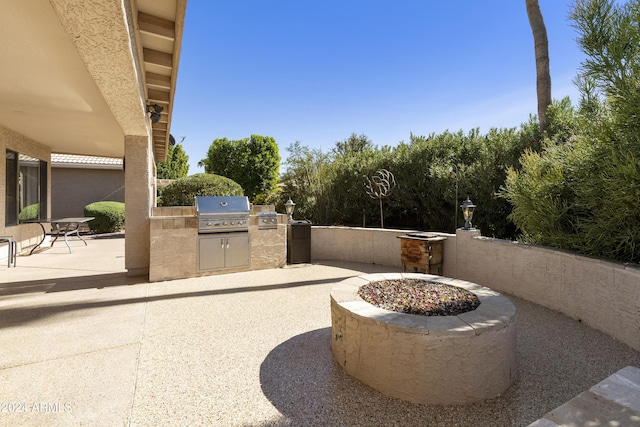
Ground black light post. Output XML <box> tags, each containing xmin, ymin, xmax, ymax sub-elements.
<box><xmin>460</xmin><ymin>197</ymin><xmax>476</xmax><ymax>230</ymax></box>
<box><xmin>449</xmin><ymin>165</ymin><xmax>459</xmax><ymax>229</ymax></box>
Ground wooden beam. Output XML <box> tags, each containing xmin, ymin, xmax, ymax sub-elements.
<box><xmin>147</xmin><ymin>89</ymin><xmax>170</xmax><ymax>104</ymax></box>
<box><xmin>153</xmin><ymin>122</ymin><xmax>168</xmax><ymax>131</ymax></box>
<box><xmin>146</xmin><ymin>72</ymin><xmax>171</xmax><ymax>90</ymax></box>
<box><xmin>143</xmin><ymin>48</ymin><xmax>172</xmax><ymax>69</ymax></box>
<box><xmin>138</xmin><ymin>12</ymin><xmax>175</xmax><ymax>40</ymax></box>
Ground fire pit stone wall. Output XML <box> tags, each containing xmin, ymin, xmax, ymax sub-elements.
<box><xmin>331</xmin><ymin>272</ymin><xmax>518</xmax><ymax>405</ymax></box>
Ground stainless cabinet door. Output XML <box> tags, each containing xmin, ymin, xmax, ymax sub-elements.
<box><xmin>224</xmin><ymin>233</ymin><xmax>250</xmax><ymax>268</ymax></box>
<box><xmin>198</xmin><ymin>235</ymin><xmax>226</xmax><ymax>271</ymax></box>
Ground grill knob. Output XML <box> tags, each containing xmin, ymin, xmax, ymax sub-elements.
<box><xmin>206</xmin><ymin>222</ymin><xmax>212</xmax><ymax>227</ymax></box>
<box><xmin>230</xmin><ymin>221</ymin><xmax>236</xmax><ymax>225</ymax></box>
<box><xmin>223</xmin><ymin>221</ymin><xmax>228</xmax><ymax>226</ymax></box>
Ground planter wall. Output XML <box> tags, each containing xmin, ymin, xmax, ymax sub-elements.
<box><xmin>311</xmin><ymin>226</ymin><xmax>640</xmax><ymax>352</ymax></box>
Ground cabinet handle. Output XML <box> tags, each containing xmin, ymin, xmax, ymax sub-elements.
<box><xmin>226</xmin><ymin>239</ymin><xmax>230</xmax><ymax>249</ymax></box>
<box><xmin>221</xmin><ymin>239</ymin><xmax>224</xmax><ymax>248</ymax></box>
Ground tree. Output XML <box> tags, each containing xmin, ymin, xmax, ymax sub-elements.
<box><xmin>156</xmin><ymin>138</ymin><xmax>189</xmax><ymax>179</ymax></box>
<box><xmin>279</xmin><ymin>141</ymin><xmax>336</xmax><ymax>224</ymax></box>
<box><xmin>504</xmin><ymin>0</ymin><xmax>640</xmax><ymax>263</ymax></box>
<box><xmin>526</xmin><ymin>0</ymin><xmax>552</xmax><ymax>133</ymax></box>
<box><xmin>199</xmin><ymin>134</ymin><xmax>280</xmax><ymax>202</ymax></box>
<box><xmin>571</xmin><ymin>0</ymin><xmax>640</xmax><ymax>136</ymax></box>
<box><xmin>332</xmin><ymin>133</ymin><xmax>373</xmax><ymax>156</ymax></box>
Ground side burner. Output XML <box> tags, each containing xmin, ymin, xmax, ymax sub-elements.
<box><xmin>257</xmin><ymin>211</ymin><xmax>278</xmax><ymax>230</ymax></box>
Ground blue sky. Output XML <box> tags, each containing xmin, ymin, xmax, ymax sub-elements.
<box><xmin>171</xmin><ymin>1</ymin><xmax>588</xmax><ymax>175</ymax></box>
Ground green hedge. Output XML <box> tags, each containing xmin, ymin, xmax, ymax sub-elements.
<box><xmin>159</xmin><ymin>173</ymin><xmax>244</xmax><ymax>206</ymax></box>
<box><xmin>84</xmin><ymin>201</ymin><xmax>125</xmax><ymax>233</ymax></box>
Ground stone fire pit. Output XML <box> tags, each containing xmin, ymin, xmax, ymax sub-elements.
<box><xmin>330</xmin><ymin>273</ymin><xmax>517</xmax><ymax>405</ymax></box>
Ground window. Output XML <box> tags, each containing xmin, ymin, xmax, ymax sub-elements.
<box><xmin>5</xmin><ymin>150</ymin><xmax>17</xmax><ymax>225</ymax></box>
<box><xmin>5</xmin><ymin>150</ymin><xmax>47</xmax><ymax>226</ymax></box>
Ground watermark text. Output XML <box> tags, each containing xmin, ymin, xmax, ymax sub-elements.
<box><xmin>1</xmin><ymin>402</ymin><xmax>72</xmax><ymax>413</ymax></box>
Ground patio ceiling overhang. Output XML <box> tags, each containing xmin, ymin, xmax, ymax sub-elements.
<box><xmin>0</xmin><ymin>0</ymin><xmax>186</xmax><ymax>161</ymax></box>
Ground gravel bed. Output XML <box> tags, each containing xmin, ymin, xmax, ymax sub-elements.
<box><xmin>358</xmin><ymin>278</ymin><xmax>480</xmax><ymax>316</ymax></box>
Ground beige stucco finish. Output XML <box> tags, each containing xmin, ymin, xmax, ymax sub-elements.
<box><xmin>330</xmin><ymin>273</ymin><xmax>518</xmax><ymax>405</ymax></box>
<box><xmin>0</xmin><ymin>126</ymin><xmax>51</xmax><ymax>251</ymax></box>
<box><xmin>311</xmin><ymin>226</ymin><xmax>456</xmax><ymax>276</ymax></box>
<box><xmin>312</xmin><ymin>226</ymin><xmax>640</xmax><ymax>353</ymax></box>
<box><xmin>51</xmin><ymin>168</ymin><xmax>124</xmax><ymax>218</ymax></box>
<box><xmin>453</xmin><ymin>229</ymin><xmax>640</xmax><ymax>353</ymax></box>
<box><xmin>49</xmin><ymin>0</ymin><xmax>148</xmax><ymax>140</ymax></box>
<box><xmin>125</xmin><ymin>135</ymin><xmax>153</xmax><ymax>276</ymax></box>
<box><xmin>1</xmin><ymin>0</ymin><xmax>187</xmax><ymax>279</ymax></box>
<box><xmin>0</xmin><ymin>1</ymin><xmax>127</xmax><ymax>158</ymax></box>
<box><xmin>148</xmin><ymin>208</ymin><xmax>287</xmax><ymax>282</ymax></box>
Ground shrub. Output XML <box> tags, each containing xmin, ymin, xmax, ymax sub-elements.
<box><xmin>280</xmin><ymin>127</ymin><xmax>536</xmax><ymax>238</ymax></box>
<box><xmin>501</xmin><ymin>1</ymin><xmax>640</xmax><ymax>263</ymax></box>
<box><xmin>18</xmin><ymin>203</ymin><xmax>39</xmax><ymax>222</ymax></box>
<box><xmin>158</xmin><ymin>173</ymin><xmax>244</xmax><ymax>206</ymax></box>
<box><xmin>84</xmin><ymin>201</ymin><xmax>125</xmax><ymax>233</ymax></box>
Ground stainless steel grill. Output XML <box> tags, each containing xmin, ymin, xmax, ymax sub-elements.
<box><xmin>196</xmin><ymin>196</ymin><xmax>251</xmax><ymax>272</ymax></box>
<box><xmin>195</xmin><ymin>196</ymin><xmax>250</xmax><ymax>234</ymax></box>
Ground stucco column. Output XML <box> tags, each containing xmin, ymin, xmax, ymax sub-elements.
<box><xmin>125</xmin><ymin>134</ymin><xmax>153</xmax><ymax>277</ymax></box>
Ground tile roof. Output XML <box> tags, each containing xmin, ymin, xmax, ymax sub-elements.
<box><xmin>51</xmin><ymin>154</ymin><xmax>123</xmax><ymax>169</ymax></box>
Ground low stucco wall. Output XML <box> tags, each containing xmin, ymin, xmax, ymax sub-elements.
<box><xmin>311</xmin><ymin>226</ymin><xmax>457</xmax><ymax>276</ymax></box>
<box><xmin>454</xmin><ymin>230</ymin><xmax>640</xmax><ymax>353</ymax></box>
<box><xmin>311</xmin><ymin>226</ymin><xmax>640</xmax><ymax>352</ymax></box>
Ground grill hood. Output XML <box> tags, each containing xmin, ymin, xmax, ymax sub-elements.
<box><xmin>195</xmin><ymin>196</ymin><xmax>250</xmax><ymax>216</ymax></box>
<box><xmin>195</xmin><ymin>196</ymin><xmax>251</xmax><ymax>234</ymax></box>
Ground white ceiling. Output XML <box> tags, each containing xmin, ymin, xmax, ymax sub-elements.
<box><xmin>0</xmin><ymin>0</ymin><xmax>185</xmax><ymax>160</ymax></box>
<box><xmin>0</xmin><ymin>0</ymin><xmax>124</xmax><ymax>157</ymax></box>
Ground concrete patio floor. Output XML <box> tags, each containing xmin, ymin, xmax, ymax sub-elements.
<box><xmin>1</xmin><ymin>234</ymin><xmax>639</xmax><ymax>426</ymax></box>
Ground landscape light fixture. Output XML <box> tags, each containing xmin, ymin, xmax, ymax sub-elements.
<box><xmin>147</xmin><ymin>104</ymin><xmax>163</xmax><ymax>123</ymax></box>
<box><xmin>285</xmin><ymin>198</ymin><xmax>296</xmax><ymax>222</ymax></box>
<box><xmin>460</xmin><ymin>197</ymin><xmax>476</xmax><ymax>230</ymax></box>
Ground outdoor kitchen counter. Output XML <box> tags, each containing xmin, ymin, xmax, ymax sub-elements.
<box><xmin>149</xmin><ymin>206</ymin><xmax>287</xmax><ymax>282</ymax></box>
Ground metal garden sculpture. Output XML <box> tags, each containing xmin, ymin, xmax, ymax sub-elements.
<box><xmin>364</xmin><ymin>169</ymin><xmax>396</xmax><ymax>228</ymax></box>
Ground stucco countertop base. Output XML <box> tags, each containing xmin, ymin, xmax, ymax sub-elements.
<box><xmin>149</xmin><ymin>207</ymin><xmax>287</xmax><ymax>282</ymax></box>
<box><xmin>330</xmin><ymin>273</ymin><xmax>518</xmax><ymax>405</ymax></box>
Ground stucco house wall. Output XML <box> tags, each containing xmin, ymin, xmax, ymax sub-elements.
<box><xmin>1</xmin><ymin>1</ymin><xmax>187</xmax><ymax>278</ymax></box>
<box><xmin>1</xmin><ymin>125</ymin><xmax>51</xmax><ymax>251</ymax></box>
<box><xmin>51</xmin><ymin>155</ymin><xmax>124</xmax><ymax>219</ymax></box>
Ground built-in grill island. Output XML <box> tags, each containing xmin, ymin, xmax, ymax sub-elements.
<box><xmin>149</xmin><ymin>198</ymin><xmax>287</xmax><ymax>282</ymax></box>
<box><xmin>195</xmin><ymin>196</ymin><xmax>251</xmax><ymax>272</ymax></box>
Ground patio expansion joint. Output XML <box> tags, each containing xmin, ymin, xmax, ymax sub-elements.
<box><xmin>0</xmin><ymin>342</ymin><xmax>142</xmax><ymax>371</ymax></box>
<box><xmin>9</xmin><ymin>265</ymin><xmax>121</xmax><ymax>274</ymax></box>
<box><xmin>128</xmin><ymin>284</ymin><xmax>151</xmax><ymax>424</ymax></box>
